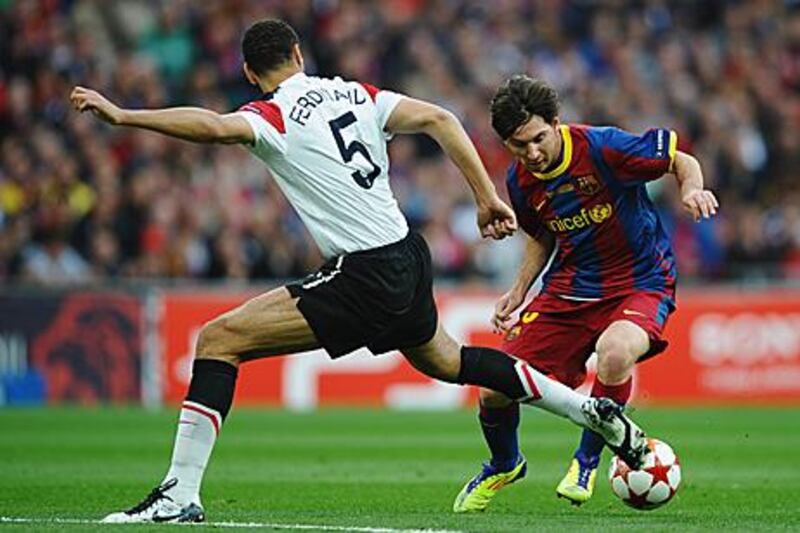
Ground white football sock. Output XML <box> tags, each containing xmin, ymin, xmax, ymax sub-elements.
<box><xmin>512</xmin><ymin>360</ymin><xmax>590</xmax><ymax>426</ymax></box>
<box><xmin>162</xmin><ymin>401</ymin><xmax>222</xmax><ymax>506</ymax></box>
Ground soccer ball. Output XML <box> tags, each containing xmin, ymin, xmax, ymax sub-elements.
<box><xmin>608</xmin><ymin>438</ymin><xmax>681</xmax><ymax>510</ymax></box>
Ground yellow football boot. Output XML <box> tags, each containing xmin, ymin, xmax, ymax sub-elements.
<box><xmin>556</xmin><ymin>458</ymin><xmax>597</xmax><ymax>506</ymax></box>
<box><xmin>453</xmin><ymin>457</ymin><xmax>527</xmax><ymax>513</ymax></box>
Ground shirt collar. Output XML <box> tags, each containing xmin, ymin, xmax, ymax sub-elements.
<box><xmin>261</xmin><ymin>72</ymin><xmax>306</xmax><ymax>100</ymax></box>
<box><xmin>532</xmin><ymin>125</ymin><xmax>573</xmax><ymax>180</ymax></box>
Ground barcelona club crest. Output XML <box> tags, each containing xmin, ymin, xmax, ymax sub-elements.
<box><xmin>575</xmin><ymin>174</ymin><xmax>601</xmax><ymax>196</ymax></box>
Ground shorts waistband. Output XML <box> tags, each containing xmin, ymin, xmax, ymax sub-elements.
<box><xmin>349</xmin><ymin>231</ymin><xmax>414</xmax><ymax>257</ymax></box>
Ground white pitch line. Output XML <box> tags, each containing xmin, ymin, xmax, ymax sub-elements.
<box><xmin>0</xmin><ymin>516</ymin><xmax>463</xmax><ymax>533</ymax></box>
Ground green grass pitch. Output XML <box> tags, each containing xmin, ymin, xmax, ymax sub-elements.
<box><xmin>1</xmin><ymin>406</ymin><xmax>799</xmax><ymax>532</ymax></box>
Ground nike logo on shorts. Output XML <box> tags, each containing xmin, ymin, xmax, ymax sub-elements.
<box><xmin>622</xmin><ymin>309</ymin><xmax>647</xmax><ymax>318</ymax></box>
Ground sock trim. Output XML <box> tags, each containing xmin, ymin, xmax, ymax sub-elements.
<box><xmin>514</xmin><ymin>360</ymin><xmax>542</xmax><ymax>401</ymax></box>
<box><xmin>183</xmin><ymin>401</ymin><xmax>221</xmax><ymax>435</ymax></box>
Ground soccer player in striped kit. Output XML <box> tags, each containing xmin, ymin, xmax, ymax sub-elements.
<box><xmin>453</xmin><ymin>75</ymin><xmax>718</xmax><ymax>512</ymax></box>
<box><xmin>72</xmin><ymin>21</ymin><xmax>649</xmax><ymax>523</ymax></box>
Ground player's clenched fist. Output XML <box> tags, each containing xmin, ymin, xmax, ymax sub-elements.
<box><xmin>681</xmin><ymin>189</ymin><xmax>719</xmax><ymax>222</ymax></box>
<box><xmin>478</xmin><ymin>196</ymin><xmax>518</xmax><ymax>240</ymax></box>
<box><xmin>70</xmin><ymin>86</ymin><xmax>124</xmax><ymax>125</ymax></box>
<box><xmin>492</xmin><ymin>288</ymin><xmax>525</xmax><ymax>334</ymax></box>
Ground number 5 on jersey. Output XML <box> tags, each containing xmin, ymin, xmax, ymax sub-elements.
<box><xmin>329</xmin><ymin>111</ymin><xmax>381</xmax><ymax>189</ymax></box>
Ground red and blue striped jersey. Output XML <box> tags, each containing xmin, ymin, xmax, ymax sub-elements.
<box><xmin>506</xmin><ymin>124</ymin><xmax>678</xmax><ymax>303</ymax></box>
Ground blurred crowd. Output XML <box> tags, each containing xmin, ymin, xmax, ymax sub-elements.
<box><xmin>1</xmin><ymin>0</ymin><xmax>799</xmax><ymax>287</ymax></box>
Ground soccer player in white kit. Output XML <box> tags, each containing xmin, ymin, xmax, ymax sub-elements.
<box><xmin>71</xmin><ymin>19</ymin><xmax>648</xmax><ymax>523</ymax></box>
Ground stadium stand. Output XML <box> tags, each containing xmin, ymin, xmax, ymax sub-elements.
<box><xmin>1</xmin><ymin>0</ymin><xmax>799</xmax><ymax>284</ymax></box>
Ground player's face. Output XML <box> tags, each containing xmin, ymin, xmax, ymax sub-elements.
<box><xmin>505</xmin><ymin>116</ymin><xmax>561</xmax><ymax>173</ymax></box>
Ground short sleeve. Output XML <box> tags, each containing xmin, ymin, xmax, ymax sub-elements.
<box><xmin>359</xmin><ymin>82</ymin><xmax>405</xmax><ymax>140</ymax></box>
<box><xmin>233</xmin><ymin>100</ymin><xmax>286</xmax><ymax>153</ymax></box>
<box><xmin>374</xmin><ymin>90</ymin><xmax>404</xmax><ymax>131</ymax></box>
<box><xmin>598</xmin><ymin>127</ymin><xmax>677</xmax><ymax>184</ymax></box>
<box><xmin>506</xmin><ymin>165</ymin><xmax>545</xmax><ymax>239</ymax></box>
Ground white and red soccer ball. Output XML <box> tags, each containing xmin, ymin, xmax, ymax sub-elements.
<box><xmin>608</xmin><ymin>438</ymin><xmax>681</xmax><ymax>510</ymax></box>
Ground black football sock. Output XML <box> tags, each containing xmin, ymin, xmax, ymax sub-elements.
<box><xmin>185</xmin><ymin>359</ymin><xmax>238</xmax><ymax>420</ymax></box>
<box><xmin>479</xmin><ymin>402</ymin><xmax>522</xmax><ymax>471</ymax></box>
<box><xmin>458</xmin><ymin>346</ymin><xmax>530</xmax><ymax>401</ymax></box>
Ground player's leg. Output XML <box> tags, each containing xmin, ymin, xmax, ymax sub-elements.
<box><xmin>577</xmin><ymin>320</ymin><xmax>647</xmax><ymax>468</ymax></box>
<box><xmin>401</xmin><ymin>325</ymin><xmax>647</xmax><ymax>464</ymax></box>
<box><xmin>163</xmin><ymin>287</ymin><xmax>319</xmax><ymax>502</ymax></box>
<box><xmin>451</xmin><ymin>307</ymin><xmax>596</xmax><ymax>512</ymax></box>
<box><xmin>408</xmin><ymin>327</ymin><xmax>647</xmax><ymax>512</ymax></box>
<box><xmin>452</xmin><ymin>388</ymin><xmax>526</xmax><ymax>512</ymax></box>
<box><xmin>478</xmin><ymin>389</ymin><xmax>521</xmax><ymax>473</ymax></box>
<box><xmin>558</xmin><ymin>291</ymin><xmax>673</xmax><ymax>505</ymax></box>
<box><xmin>391</xmin><ymin>232</ymin><xmax>644</xmax><ymax>506</ymax></box>
<box><xmin>103</xmin><ymin>287</ymin><xmax>320</xmax><ymax>523</ymax></box>
<box><xmin>556</xmin><ymin>320</ymin><xmax>647</xmax><ymax>505</ymax></box>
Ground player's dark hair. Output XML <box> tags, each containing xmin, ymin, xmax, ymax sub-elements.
<box><xmin>242</xmin><ymin>19</ymin><xmax>300</xmax><ymax>76</ymax></box>
<box><xmin>490</xmin><ymin>75</ymin><xmax>560</xmax><ymax>140</ymax></box>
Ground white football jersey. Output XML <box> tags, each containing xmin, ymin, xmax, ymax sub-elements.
<box><xmin>234</xmin><ymin>72</ymin><xmax>409</xmax><ymax>258</ymax></box>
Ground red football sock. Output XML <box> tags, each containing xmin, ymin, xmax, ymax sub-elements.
<box><xmin>590</xmin><ymin>376</ymin><xmax>633</xmax><ymax>405</ymax></box>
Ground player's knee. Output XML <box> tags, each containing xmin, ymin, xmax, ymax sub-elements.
<box><xmin>596</xmin><ymin>335</ymin><xmax>637</xmax><ymax>380</ymax></box>
<box><xmin>479</xmin><ymin>388</ymin><xmax>513</xmax><ymax>408</ymax></box>
<box><xmin>596</xmin><ymin>353</ymin><xmax>630</xmax><ymax>382</ymax></box>
<box><xmin>195</xmin><ymin>317</ymin><xmax>240</xmax><ymax>364</ymax></box>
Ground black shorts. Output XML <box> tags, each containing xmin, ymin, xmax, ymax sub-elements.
<box><xmin>287</xmin><ymin>231</ymin><xmax>438</xmax><ymax>359</ymax></box>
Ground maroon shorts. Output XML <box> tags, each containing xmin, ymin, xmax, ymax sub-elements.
<box><xmin>501</xmin><ymin>291</ymin><xmax>675</xmax><ymax>389</ymax></box>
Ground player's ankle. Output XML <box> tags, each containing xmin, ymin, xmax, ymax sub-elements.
<box><xmin>574</xmin><ymin>450</ymin><xmax>600</xmax><ymax>469</ymax></box>
<box><xmin>162</xmin><ymin>482</ymin><xmax>200</xmax><ymax>508</ymax></box>
<box><xmin>490</xmin><ymin>455</ymin><xmax>522</xmax><ymax>473</ymax></box>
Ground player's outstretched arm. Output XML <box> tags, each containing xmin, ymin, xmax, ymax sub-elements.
<box><xmin>70</xmin><ymin>86</ymin><xmax>254</xmax><ymax>145</ymax></box>
<box><xmin>493</xmin><ymin>232</ymin><xmax>555</xmax><ymax>333</ymax></box>
<box><xmin>385</xmin><ymin>97</ymin><xmax>517</xmax><ymax>239</ymax></box>
<box><xmin>672</xmin><ymin>151</ymin><xmax>719</xmax><ymax>221</ymax></box>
